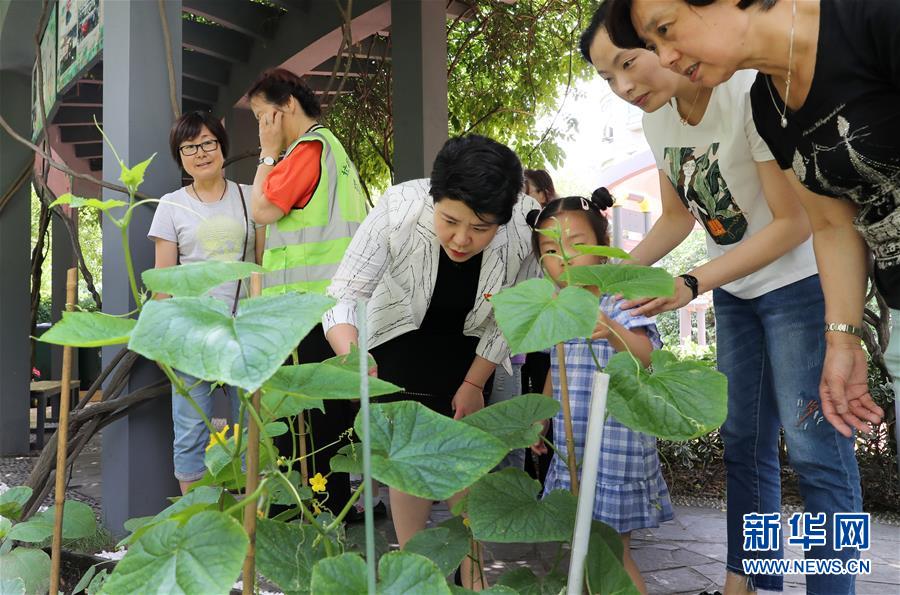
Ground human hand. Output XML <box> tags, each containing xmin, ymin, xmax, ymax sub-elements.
<box><xmin>257</xmin><ymin>109</ymin><xmax>284</xmax><ymax>158</ymax></box>
<box><xmin>451</xmin><ymin>381</ymin><xmax>485</xmax><ymax>420</ymax></box>
<box><xmin>591</xmin><ymin>311</ymin><xmax>613</xmax><ymax>341</ymax></box>
<box><xmin>618</xmin><ymin>277</ymin><xmax>694</xmax><ymax>317</ymax></box>
<box><xmin>530</xmin><ymin>419</ymin><xmax>549</xmax><ymax>455</ymax></box>
<box><xmin>820</xmin><ymin>339</ymin><xmax>884</xmax><ymax>437</ymax></box>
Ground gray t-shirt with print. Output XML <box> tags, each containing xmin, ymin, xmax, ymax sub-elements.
<box><xmin>147</xmin><ymin>181</ymin><xmax>256</xmax><ymax>303</ymax></box>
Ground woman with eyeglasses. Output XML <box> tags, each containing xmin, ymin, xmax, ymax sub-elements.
<box><xmin>148</xmin><ymin>110</ymin><xmax>264</xmax><ymax>495</ymax></box>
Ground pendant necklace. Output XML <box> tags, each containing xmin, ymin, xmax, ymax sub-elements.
<box><xmin>676</xmin><ymin>86</ymin><xmax>704</xmax><ymax>126</ymax></box>
<box><xmin>765</xmin><ymin>0</ymin><xmax>796</xmax><ymax>128</ymax></box>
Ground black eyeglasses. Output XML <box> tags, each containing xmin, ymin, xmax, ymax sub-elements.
<box><xmin>179</xmin><ymin>139</ymin><xmax>219</xmax><ymax>156</ymax></box>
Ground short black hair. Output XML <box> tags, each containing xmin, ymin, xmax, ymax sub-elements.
<box><xmin>524</xmin><ymin>169</ymin><xmax>558</xmax><ymax>201</ymax></box>
<box><xmin>605</xmin><ymin>0</ymin><xmax>777</xmax><ymax>50</ymax></box>
<box><xmin>246</xmin><ymin>67</ymin><xmax>322</xmax><ymax>118</ymax></box>
<box><xmin>429</xmin><ymin>135</ymin><xmax>523</xmax><ymax>226</ymax></box>
<box><xmin>527</xmin><ymin>188</ymin><xmax>615</xmax><ymax>257</ymax></box>
<box><xmin>578</xmin><ymin>1</ymin><xmax>612</xmax><ymax>64</ymax></box>
<box><xmin>168</xmin><ymin>110</ymin><xmax>229</xmax><ymax>164</ymax></box>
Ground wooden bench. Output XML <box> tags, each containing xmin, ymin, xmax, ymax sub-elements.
<box><xmin>30</xmin><ymin>380</ymin><xmax>79</xmax><ymax>450</ymax></box>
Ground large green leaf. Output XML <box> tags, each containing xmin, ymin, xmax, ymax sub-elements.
<box><xmin>586</xmin><ymin>520</ymin><xmax>640</xmax><ymax>595</ymax></box>
<box><xmin>129</xmin><ymin>292</ymin><xmax>334</xmax><ymax>392</ymax></box>
<box><xmin>0</xmin><ymin>517</ymin><xmax>11</xmax><ymax>540</ymax></box>
<box><xmin>0</xmin><ymin>486</ymin><xmax>32</xmax><ymax>521</ymax></box>
<box><xmin>257</xmin><ymin>518</ymin><xmax>332</xmax><ymax>594</ymax></box>
<box><xmin>467</xmin><ymin>468</ymin><xmax>576</xmax><ymax>543</ymax></box>
<box><xmin>362</xmin><ymin>402</ymin><xmax>507</xmax><ymax>501</ymax></box>
<box><xmin>49</xmin><ymin>193</ymin><xmax>128</xmax><ymax>212</ymax></box>
<box><xmin>142</xmin><ymin>261</ymin><xmax>265</xmax><ymax>298</ymax></box>
<box><xmin>0</xmin><ymin>547</ymin><xmax>50</xmax><ymax>595</ymax></box>
<box><xmin>6</xmin><ymin>500</ymin><xmax>97</xmax><ymax>543</ymax></box>
<box><xmin>378</xmin><ymin>551</ymin><xmax>451</xmax><ymax>595</ymax></box>
<box><xmin>403</xmin><ymin>516</ymin><xmax>471</xmax><ymax>577</ymax></box>
<box><xmin>118</xmin><ymin>154</ymin><xmax>156</xmax><ymax>194</ymax></box>
<box><xmin>449</xmin><ymin>586</ymin><xmax>518</xmax><ymax>594</ymax></box>
<box><xmin>0</xmin><ymin>577</ymin><xmax>25</xmax><ymax>595</ymax></box>
<box><xmin>329</xmin><ymin>443</ymin><xmax>362</xmax><ymax>475</ymax></box>
<box><xmin>263</xmin><ymin>356</ymin><xmax>400</xmax><ymax>403</ymax></box>
<box><xmin>495</xmin><ymin>567</ymin><xmax>566</xmax><ymax>595</ymax></box>
<box><xmin>606</xmin><ymin>350</ymin><xmax>727</xmax><ymax>441</ymax></box>
<box><xmin>565</xmin><ymin>264</ymin><xmax>675</xmax><ymax>299</ymax></box>
<box><xmin>345</xmin><ymin>524</ymin><xmax>390</xmax><ymax>564</ymax></box>
<box><xmin>491</xmin><ymin>278</ymin><xmax>597</xmax><ymax>353</ymax></box>
<box><xmin>39</xmin><ymin>311</ymin><xmax>136</xmax><ymax>347</ymax></box>
<box><xmin>310</xmin><ymin>553</ymin><xmax>368</xmax><ymax>594</ymax></box>
<box><xmin>462</xmin><ymin>394</ymin><xmax>559</xmax><ymax>449</ymax></box>
<box><xmin>100</xmin><ymin>511</ymin><xmax>247</xmax><ymax>595</ymax></box>
<box><xmin>120</xmin><ymin>486</ymin><xmax>223</xmax><ymax>547</ymax></box>
<box><xmin>572</xmin><ymin>244</ymin><xmax>632</xmax><ymax>260</ymax></box>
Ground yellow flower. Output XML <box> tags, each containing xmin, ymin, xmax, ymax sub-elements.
<box><xmin>206</xmin><ymin>425</ymin><xmax>230</xmax><ymax>452</ymax></box>
<box><xmin>462</xmin><ymin>517</ymin><xmax>471</xmax><ymax>527</ymax></box>
<box><xmin>310</xmin><ymin>472</ymin><xmax>328</xmax><ymax>493</ymax></box>
<box><xmin>312</xmin><ymin>500</ymin><xmax>322</xmax><ymax>515</ymax></box>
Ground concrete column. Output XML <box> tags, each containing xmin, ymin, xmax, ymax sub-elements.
<box><xmin>391</xmin><ymin>0</ymin><xmax>448</xmax><ymax>182</ymax></box>
<box><xmin>0</xmin><ymin>70</ymin><xmax>33</xmax><ymax>455</ymax></box>
<box><xmin>225</xmin><ymin>106</ymin><xmax>258</xmax><ymax>185</ymax></box>
<box><xmin>678</xmin><ymin>308</ymin><xmax>692</xmax><ymax>347</ymax></box>
<box><xmin>696</xmin><ymin>305</ymin><xmax>707</xmax><ymax>347</ymax></box>
<box><xmin>101</xmin><ymin>0</ymin><xmax>182</xmax><ymax>535</ymax></box>
<box><xmin>611</xmin><ymin>205</ymin><xmax>623</xmax><ymax>248</ymax></box>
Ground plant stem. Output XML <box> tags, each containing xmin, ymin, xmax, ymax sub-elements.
<box><xmin>119</xmin><ymin>218</ymin><xmax>143</xmax><ymax>309</ymax></box>
<box><xmin>555</xmin><ymin>343</ymin><xmax>579</xmax><ymax>496</ymax></box>
<box><xmin>160</xmin><ymin>363</ymin><xmax>229</xmax><ymax>455</ymax></box>
<box><xmin>325</xmin><ymin>483</ymin><xmax>364</xmax><ymax>531</ymax></box>
<box><xmin>223</xmin><ymin>478</ymin><xmax>269</xmax><ymax>516</ymax></box>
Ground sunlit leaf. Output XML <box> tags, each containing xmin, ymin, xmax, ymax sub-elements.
<box><xmin>566</xmin><ymin>264</ymin><xmax>674</xmax><ymax>299</ymax></box>
<box><xmin>0</xmin><ymin>548</ymin><xmax>49</xmax><ymax>595</ymax></box>
<box><xmin>39</xmin><ymin>311</ymin><xmax>136</xmax><ymax>347</ymax></box>
<box><xmin>0</xmin><ymin>486</ymin><xmax>32</xmax><ymax>521</ymax></box>
<box><xmin>462</xmin><ymin>394</ymin><xmax>559</xmax><ymax>449</ymax></box>
<box><xmin>586</xmin><ymin>520</ymin><xmax>640</xmax><ymax>594</ymax></box>
<box><xmin>572</xmin><ymin>243</ymin><xmax>631</xmax><ymax>260</ymax></box>
<box><xmin>142</xmin><ymin>261</ymin><xmax>265</xmax><ymax>298</ymax></box>
<box><xmin>118</xmin><ymin>154</ymin><xmax>156</xmax><ymax>193</ymax></box>
<box><xmin>49</xmin><ymin>193</ymin><xmax>127</xmax><ymax>212</ymax></box>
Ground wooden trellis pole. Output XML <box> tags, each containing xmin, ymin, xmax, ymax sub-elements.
<box><xmin>242</xmin><ymin>272</ymin><xmax>263</xmax><ymax>595</ymax></box>
<box><xmin>555</xmin><ymin>343</ymin><xmax>579</xmax><ymax>496</ymax></box>
<box><xmin>49</xmin><ymin>267</ymin><xmax>77</xmax><ymax>595</ymax></box>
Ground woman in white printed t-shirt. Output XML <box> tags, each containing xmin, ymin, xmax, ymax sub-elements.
<box><xmin>581</xmin><ymin>5</ymin><xmax>862</xmax><ymax>595</ymax></box>
<box><xmin>147</xmin><ymin>111</ymin><xmax>265</xmax><ymax>495</ymax></box>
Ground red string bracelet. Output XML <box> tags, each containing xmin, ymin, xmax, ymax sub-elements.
<box><xmin>463</xmin><ymin>378</ymin><xmax>484</xmax><ymax>391</ymax></box>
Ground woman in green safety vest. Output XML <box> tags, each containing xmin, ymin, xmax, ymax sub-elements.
<box><xmin>247</xmin><ymin>68</ymin><xmax>369</xmax><ymax>519</ymax></box>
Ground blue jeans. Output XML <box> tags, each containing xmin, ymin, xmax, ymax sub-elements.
<box><xmin>490</xmin><ymin>362</ymin><xmax>526</xmax><ymax>470</ymax></box>
<box><xmin>172</xmin><ymin>370</ymin><xmax>241</xmax><ymax>482</ymax></box>
<box><xmin>886</xmin><ymin>309</ymin><xmax>900</xmax><ymax>477</ymax></box>
<box><xmin>715</xmin><ymin>275</ymin><xmax>862</xmax><ymax>594</ymax></box>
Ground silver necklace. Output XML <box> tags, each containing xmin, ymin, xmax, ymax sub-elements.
<box><xmin>191</xmin><ymin>178</ymin><xmax>227</xmax><ymax>203</ymax></box>
<box><xmin>766</xmin><ymin>0</ymin><xmax>796</xmax><ymax>128</ymax></box>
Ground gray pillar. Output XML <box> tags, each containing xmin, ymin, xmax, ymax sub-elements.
<box><xmin>51</xmin><ymin>210</ymin><xmax>77</xmax><ymax>379</ymax></box>
<box><xmin>101</xmin><ymin>0</ymin><xmax>182</xmax><ymax>535</ymax></box>
<box><xmin>611</xmin><ymin>205</ymin><xmax>623</xmax><ymax>248</ymax></box>
<box><xmin>225</xmin><ymin>106</ymin><xmax>258</xmax><ymax>185</ymax></box>
<box><xmin>0</xmin><ymin>70</ymin><xmax>32</xmax><ymax>455</ymax></box>
<box><xmin>391</xmin><ymin>0</ymin><xmax>448</xmax><ymax>182</ymax></box>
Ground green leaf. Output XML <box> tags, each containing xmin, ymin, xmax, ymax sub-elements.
<box><xmin>491</xmin><ymin>278</ymin><xmax>597</xmax><ymax>353</ymax></box>
<box><xmin>572</xmin><ymin>243</ymin><xmax>632</xmax><ymax>260</ymax></box>
<box><xmin>496</xmin><ymin>567</ymin><xmax>566</xmax><ymax>595</ymax></box>
<box><xmin>0</xmin><ymin>486</ymin><xmax>32</xmax><ymax>521</ymax></box>
<box><xmin>100</xmin><ymin>511</ymin><xmax>247</xmax><ymax>595</ymax></box>
<box><xmin>257</xmin><ymin>518</ymin><xmax>333</xmax><ymax>594</ymax></box>
<box><xmin>467</xmin><ymin>468</ymin><xmax>576</xmax><ymax>543</ymax></box>
<box><xmin>142</xmin><ymin>261</ymin><xmax>266</xmax><ymax>298</ymax></box>
<box><xmin>87</xmin><ymin>568</ymin><xmax>109</xmax><ymax>594</ymax></box>
<box><xmin>122</xmin><ymin>516</ymin><xmax>155</xmax><ymax>534</ymax></box>
<box><xmin>0</xmin><ymin>547</ymin><xmax>50</xmax><ymax>595</ymax></box>
<box><xmin>120</xmin><ymin>486</ymin><xmax>223</xmax><ymax>547</ymax></box>
<box><xmin>462</xmin><ymin>394</ymin><xmax>559</xmax><ymax>449</ymax></box>
<box><xmin>267</xmin><ymin>471</ymin><xmax>314</xmax><ymax>506</ymax></box>
<box><xmin>606</xmin><ymin>350</ymin><xmax>728</xmax><ymax>441</ymax></box>
<box><xmin>6</xmin><ymin>500</ymin><xmax>97</xmax><ymax>543</ymax></box>
<box><xmin>329</xmin><ymin>443</ymin><xmax>362</xmax><ymax>475</ymax></box>
<box><xmin>404</xmin><ymin>516</ymin><xmax>471</xmax><ymax>577</ymax></box>
<box><xmin>345</xmin><ymin>523</ymin><xmax>390</xmax><ymax>564</ymax></box>
<box><xmin>0</xmin><ymin>516</ymin><xmax>11</xmax><ymax>540</ymax></box>
<box><xmin>263</xmin><ymin>352</ymin><xmax>400</xmax><ymax>403</ymax></box>
<box><xmin>586</xmin><ymin>520</ymin><xmax>640</xmax><ymax>595</ymax></box>
<box><xmin>449</xmin><ymin>586</ymin><xmax>518</xmax><ymax>595</ymax></box>
<box><xmin>362</xmin><ymin>402</ymin><xmax>507</xmax><ymax>501</ymax></box>
<box><xmin>129</xmin><ymin>292</ymin><xmax>335</xmax><ymax>392</ymax></box>
<box><xmin>378</xmin><ymin>551</ymin><xmax>452</xmax><ymax>594</ymax></box>
<box><xmin>49</xmin><ymin>193</ymin><xmax>128</xmax><ymax>212</ymax></box>
<box><xmin>118</xmin><ymin>154</ymin><xmax>156</xmax><ymax>193</ymax></box>
<box><xmin>39</xmin><ymin>311</ymin><xmax>136</xmax><ymax>347</ymax></box>
<box><xmin>0</xmin><ymin>577</ymin><xmax>25</xmax><ymax>595</ymax></box>
<box><xmin>535</xmin><ymin>227</ymin><xmax>560</xmax><ymax>241</ymax></box>
<box><xmin>310</xmin><ymin>553</ymin><xmax>368</xmax><ymax>594</ymax></box>
<box><xmin>565</xmin><ymin>264</ymin><xmax>675</xmax><ymax>299</ymax></box>
<box><xmin>73</xmin><ymin>564</ymin><xmax>97</xmax><ymax>595</ymax></box>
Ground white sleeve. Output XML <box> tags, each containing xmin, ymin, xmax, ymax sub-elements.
<box><xmin>147</xmin><ymin>196</ymin><xmax>177</xmax><ymax>243</ymax></box>
<box><xmin>642</xmin><ymin>111</ymin><xmax>667</xmax><ymax>169</ymax></box>
<box><xmin>322</xmin><ymin>192</ymin><xmax>392</xmax><ymax>333</ymax></box>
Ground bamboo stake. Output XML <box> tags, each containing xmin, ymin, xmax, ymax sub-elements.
<box><xmin>555</xmin><ymin>343</ymin><xmax>579</xmax><ymax>496</ymax></box>
<box><xmin>242</xmin><ymin>272</ymin><xmax>263</xmax><ymax>595</ymax></box>
<box><xmin>298</xmin><ymin>412</ymin><xmax>309</xmax><ymax>486</ymax></box>
<box><xmin>49</xmin><ymin>267</ymin><xmax>77</xmax><ymax>595</ymax></box>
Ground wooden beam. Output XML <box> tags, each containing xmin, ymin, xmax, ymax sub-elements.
<box><xmin>74</xmin><ymin>142</ymin><xmax>103</xmax><ymax>159</ymax></box>
<box><xmin>59</xmin><ymin>125</ymin><xmax>101</xmax><ymax>144</ymax></box>
<box><xmin>59</xmin><ymin>83</ymin><xmax>102</xmax><ymax>106</ymax></box>
<box><xmin>182</xmin><ymin>0</ymin><xmax>278</xmax><ymax>41</ymax></box>
<box><xmin>183</xmin><ymin>50</ymin><xmax>230</xmax><ymax>86</ymax></box>
<box><xmin>182</xmin><ymin>77</ymin><xmax>219</xmax><ymax>105</ymax></box>
<box><xmin>305</xmin><ymin>77</ymin><xmax>356</xmax><ymax>93</ymax></box>
<box><xmin>52</xmin><ymin>105</ymin><xmax>102</xmax><ymax>126</ymax></box>
<box><xmin>182</xmin><ymin>19</ymin><xmax>251</xmax><ymax>63</ymax></box>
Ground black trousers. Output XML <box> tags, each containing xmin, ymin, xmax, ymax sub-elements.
<box><xmin>521</xmin><ymin>352</ymin><xmax>552</xmax><ymax>484</ymax></box>
<box><xmin>271</xmin><ymin>325</ymin><xmax>353</xmax><ymax>516</ymax></box>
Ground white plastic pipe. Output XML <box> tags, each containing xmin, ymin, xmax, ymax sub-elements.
<box><xmin>567</xmin><ymin>371</ymin><xmax>610</xmax><ymax>595</ymax></box>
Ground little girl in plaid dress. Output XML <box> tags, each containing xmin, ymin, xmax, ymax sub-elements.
<box><xmin>528</xmin><ymin>190</ymin><xmax>673</xmax><ymax>593</ymax></box>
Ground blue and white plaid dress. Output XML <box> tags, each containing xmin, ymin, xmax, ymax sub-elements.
<box><xmin>543</xmin><ymin>295</ymin><xmax>674</xmax><ymax>533</ymax></box>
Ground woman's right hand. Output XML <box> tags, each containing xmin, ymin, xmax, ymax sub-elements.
<box><xmin>257</xmin><ymin>109</ymin><xmax>283</xmax><ymax>158</ymax></box>
<box><xmin>530</xmin><ymin>419</ymin><xmax>549</xmax><ymax>455</ymax></box>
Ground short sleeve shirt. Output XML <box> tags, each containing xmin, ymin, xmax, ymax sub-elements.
<box><xmin>262</xmin><ymin>138</ymin><xmax>324</xmax><ymax>214</ymax></box>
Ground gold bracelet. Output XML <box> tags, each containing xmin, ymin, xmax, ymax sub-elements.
<box><xmin>824</xmin><ymin>322</ymin><xmax>864</xmax><ymax>338</ymax></box>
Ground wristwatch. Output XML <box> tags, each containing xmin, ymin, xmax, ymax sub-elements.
<box><xmin>824</xmin><ymin>322</ymin><xmax>864</xmax><ymax>338</ymax></box>
<box><xmin>679</xmin><ymin>274</ymin><xmax>699</xmax><ymax>300</ymax></box>
<box><xmin>258</xmin><ymin>155</ymin><xmax>277</xmax><ymax>166</ymax></box>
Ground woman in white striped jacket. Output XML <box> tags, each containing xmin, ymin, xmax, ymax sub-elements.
<box><xmin>323</xmin><ymin>135</ymin><xmax>539</xmax><ymax>589</ymax></box>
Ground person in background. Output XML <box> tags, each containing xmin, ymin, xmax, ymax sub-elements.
<box><xmin>530</xmin><ymin>189</ymin><xmax>671</xmax><ymax>595</ymax></box>
<box><xmin>148</xmin><ymin>111</ymin><xmax>264</xmax><ymax>495</ymax></box>
<box><xmin>247</xmin><ymin>67</ymin><xmax>368</xmax><ymax>518</ymax></box>
<box><xmin>523</xmin><ymin>168</ymin><xmax>558</xmax><ymax>207</ymax></box>
<box><xmin>323</xmin><ymin>135</ymin><xmax>540</xmax><ymax>589</ymax></box>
